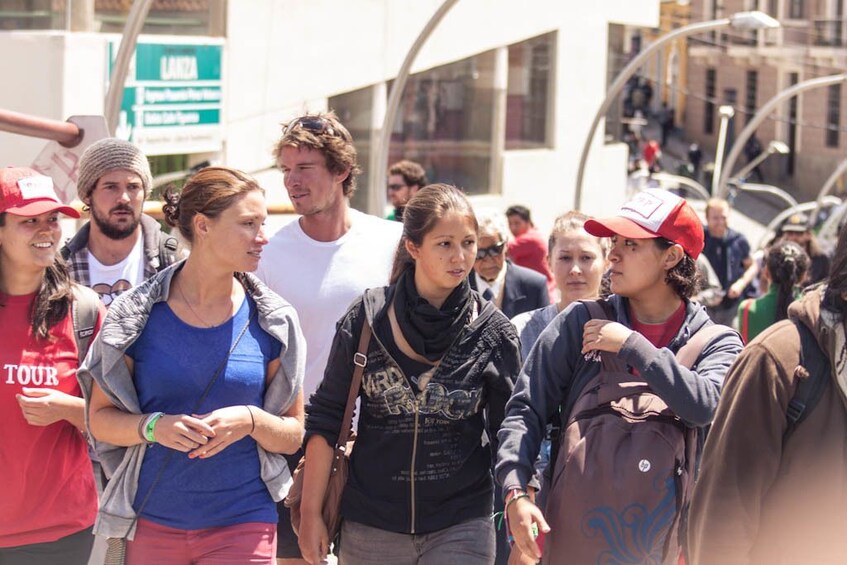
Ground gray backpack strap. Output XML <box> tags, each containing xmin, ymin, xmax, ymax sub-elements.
<box><xmin>674</xmin><ymin>323</ymin><xmax>731</xmax><ymax>369</ymax></box>
<box><xmin>71</xmin><ymin>285</ymin><xmax>101</xmax><ymax>365</ymax></box>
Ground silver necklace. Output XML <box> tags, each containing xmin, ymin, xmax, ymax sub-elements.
<box><xmin>175</xmin><ymin>277</ymin><xmax>230</xmax><ymax>328</ymax></box>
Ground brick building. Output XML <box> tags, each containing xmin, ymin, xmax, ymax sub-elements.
<box><xmin>686</xmin><ymin>0</ymin><xmax>846</xmax><ymax>201</ymax></box>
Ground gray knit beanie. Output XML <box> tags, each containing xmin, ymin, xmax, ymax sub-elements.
<box><xmin>77</xmin><ymin>138</ymin><xmax>152</xmax><ymax>201</ymax></box>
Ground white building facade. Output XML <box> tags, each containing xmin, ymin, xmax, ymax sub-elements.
<box><xmin>0</xmin><ymin>1</ymin><xmax>659</xmax><ymax>229</ymax></box>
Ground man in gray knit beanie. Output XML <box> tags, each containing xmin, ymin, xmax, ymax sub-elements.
<box><xmin>76</xmin><ymin>137</ymin><xmax>152</xmax><ymax>203</ymax></box>
<box><xmin>61</xmin><ymin>137</ymin><xmax>177</xmax><ymax>306</ymax></box>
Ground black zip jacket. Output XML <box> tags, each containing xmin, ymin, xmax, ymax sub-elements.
<box><xmin>305</xmin><ymin>284</ymin><xmax>521</xmax><ymax>534</ymax></box>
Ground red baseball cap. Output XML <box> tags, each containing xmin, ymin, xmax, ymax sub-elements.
<box><xmin>0</xmin><ymin>167</ymin><xmax>80</xmax><ymax>218</ymax></box>
<box><xmin>584</xmin><ymin>189</ymin><xmax>704</xmax><ymax>259</ymax></box>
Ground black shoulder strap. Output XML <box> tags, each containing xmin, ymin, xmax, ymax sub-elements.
<box><xmin>158</xmin><ymin>235</ymin><xmax>179</xmax><ymax>271</ymax></box>
<box><xmin>71</xmin><ymin>285</ymin><xmax>101</xmax><ymax>365</ymax></box>
<box><xmin>784</xmin><ymin>321</ymin><xmax>830</xmax><ymax>442</ymax></box>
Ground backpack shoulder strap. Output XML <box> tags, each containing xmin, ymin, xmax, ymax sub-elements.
<box><xmin>740</xmin><ymin>298</ymin><xmax>753</xmax><ymax>344</ymax></box>
<box><xmin>784</xmin><ymin>320</ymin><xmax>830</xmax><ymax>442</ymax></box>
<box><xmin>561</xmin><ymin>299</ymin><xmax>616</xmax><ymax>416</ymax></box>
<box><xmin>674</xmin><ymin>323</ymin><xmax>730</xmax><ymax>369</ymax></box>
<box><xmin>71</xmin><ymin>285</ymin><xmax>101</xmax><ymax>365</ymax></box>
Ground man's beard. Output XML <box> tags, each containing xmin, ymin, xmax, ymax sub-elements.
<box><xmin>91</xmin><ymin>205</ymin><xmax>141</xmax><ymax>240</ymax></box>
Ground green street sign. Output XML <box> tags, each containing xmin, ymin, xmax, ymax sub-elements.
<box><xmin>108</xmin><ymin>40</ymin><xmax>223</xmax><ymax>155</ymax></box>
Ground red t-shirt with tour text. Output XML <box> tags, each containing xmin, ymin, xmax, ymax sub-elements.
<box><xmin>0</xmin><ymin>292</ymin><xmax>103</xmax><ymax>547</ymax></box>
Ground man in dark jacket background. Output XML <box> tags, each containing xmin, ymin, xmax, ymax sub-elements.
<box><xmin>470</xmin><ymin>211</ymin><xmax>549</xmax><ymax>320</ymax></box>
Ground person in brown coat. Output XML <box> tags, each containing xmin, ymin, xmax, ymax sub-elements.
<box><xmin>687</xmin><ymin>225</ymin><xmax>847</xmax><ymax>565</ymax></box>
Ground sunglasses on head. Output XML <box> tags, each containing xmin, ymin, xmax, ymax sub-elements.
<box><xmin>476</xmin><ymin>241</ymin><xmax>506</xmax><ymax>260</ymax></box>
<box><xmin>282</xmin><ymin>116</ymin><xmax>339</xmax><ymax>138</ymax></box>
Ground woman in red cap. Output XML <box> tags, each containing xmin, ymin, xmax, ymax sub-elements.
<box><xmin>0</xmin><ymin>168</ymin><xmax>104</xmax><ymax>564</ymax></box>
<box><xmin>496</xmin><ymin>189</ymin><xmax>742</xmax><ymax>564</ymax></box>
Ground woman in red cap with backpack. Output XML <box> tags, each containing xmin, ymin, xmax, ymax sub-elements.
<box><xmin>496</xmin><ymin>189</ymin><xmax>742</xmax><ymax>565</ymax></box>
<box><xmin>0</xmin><ymin>167</ymin><xmax>105</xmax><ymax>564</ymax></box>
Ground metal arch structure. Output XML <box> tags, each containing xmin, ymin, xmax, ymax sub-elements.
<box><xmin>717</xmin><ymin>73</ymin><xmax>847</xmax><ymax>197</ymax></box>
<box><xmin>104</xmin><ymin>0</ymin><xmax>154</xmax><ymax>136</ymax></box>
<box><xmin>574</xmin><ymin>11</ymin><xmax>779</xmax><ymax>210</ymax></box>
<box><xmin>756</xmin><ymin>196</ymin><xmax>843</xmax><ymax>250</ymax></box>
<box><xmin>809</xmin><ymin>158</ymin><xmax>847</xmax><ymax>227</ymax></box>
<box><xmin>369</xmin><ymin>0</ymin><xmax>461</xmax><ymax>216</ymax></box>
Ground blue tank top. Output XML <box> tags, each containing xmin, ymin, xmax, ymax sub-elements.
<box><xmin>127</xmin><ymin>295</ymin><xmax>281</xmax><ymax>529</ymax></box>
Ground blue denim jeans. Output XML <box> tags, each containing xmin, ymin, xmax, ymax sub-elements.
<box><xmin>338</xmin><ymin>517</ymin><xmax>494</xmax><ymax>565</ymax></box>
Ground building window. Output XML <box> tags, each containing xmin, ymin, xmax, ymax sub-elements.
<box><xmin>389</xmin><ymin>50</ymin><xmax>496</xmax><ymax>195</ymax></box>
<box><xmin>788</xmin><ymin>0</ymin><xmax>804</xmax><ymax>19</ymax></box>
<box><xmin>826</xmin><ymin>84</ymin><xmax>841</xmax><ymax>148</ymax></box>
<box><xmin>0</xmin><ymin>1</ymin><xmax>223</xmax><ymax>34</ymax></box>
<box><xmin>745</xmin><ymin>71</ymin><xmax>758</xmax><ymax>125</ymax></box>
<box><xmin>329</xmin><ymin>86</ymin><xmax>375</xmax><ymax>212</ymax></box>
<box><xmin>704</xmin><ymin>69</ymin><xmax>716</xmax><ymax>135</ymax></box>
<box><xmin>505</xmin><ymin>32</ymin><xmax>555</xmax><ymax>150</ymax></box>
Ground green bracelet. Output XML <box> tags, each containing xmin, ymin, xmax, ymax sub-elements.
<box><xmin>505</xmin><ymin>492</ymin><xmax>531</xmax><ymax>515</ymax></box>
<box><xmin>144</xmin><ymin>412</ymin><xmax>164</xmax><ymax>443</ymax></box>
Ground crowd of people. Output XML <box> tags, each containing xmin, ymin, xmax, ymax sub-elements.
<box><xmin>1</xmin><ymin>109</ymin><xmax>845</xmax><ymax>565</ymax></box>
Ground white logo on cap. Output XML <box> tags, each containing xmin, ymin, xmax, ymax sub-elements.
<box><xmin>619</xmin><ymin>189</ymin><xmax>683</xmax><ymax>233</ymax></box>
<box><xmin>17</xmin><ymin>176</ymin><xmax>58</xmax><ymax>202</ymax></box>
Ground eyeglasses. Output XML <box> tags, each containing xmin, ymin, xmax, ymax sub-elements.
<box><xmin>476</xmin><ymin>241</ymin><xmax>506</xmax><ymax>260</ymax></box>
<box><xmin>387</xmin><ymin>183</ymin><xmax>407</xmax><ymax>191</ymax></box>
<box><xmin>282</xmin><ymin>116</ymin><xmax>339</xmax><ymax>138</ymax></box>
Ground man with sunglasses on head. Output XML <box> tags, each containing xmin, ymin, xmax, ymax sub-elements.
<box><xmin>472</xmin><ymin>212</ymin><xmax>549</xmax><ymax>320</ymax></box>
<box><xmin>386</xmin><ymin>159</ymin><xmax>427</xmax><ymax>222</ymax></box>
<box><xmin>255</xmin><ymin>111</ymin><xmax>402</xmax><ymax>565</ymax></box>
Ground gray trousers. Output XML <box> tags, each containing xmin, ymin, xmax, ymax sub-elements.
<box><xmin>338</xmin><ymin>517</ymin><xmax>495</xmax><ymax>565</ymax></box>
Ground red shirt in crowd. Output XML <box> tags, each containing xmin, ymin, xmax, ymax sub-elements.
<box><xmin>507</xmin><ymin>226</ymin><xmax>555</xmax><ymax>299</ymax></box>
<box><xmin>0</xmin><ymin>292</ymin><xmax>103</xmax><ymax>547</ymax></box>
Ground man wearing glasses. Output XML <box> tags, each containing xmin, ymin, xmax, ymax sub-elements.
<box><xmin>471</xmin><ymin>212</ymin><xmax>549</xmax><ymax>320</ymax></box>
<box><xmin>386</xmin><ymin>159</ymin><xmax>427</xmax><ymax>222</ymax></box>
<box><xmin>255</xmin><ymin>111</ymin><xmax>402</xmax><ymax>564</ymax></box>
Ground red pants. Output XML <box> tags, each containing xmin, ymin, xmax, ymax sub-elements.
<box><xmin>126</xmin><ymin>518</ymin><xmax>276</xmax><ymax>564</ymax></box>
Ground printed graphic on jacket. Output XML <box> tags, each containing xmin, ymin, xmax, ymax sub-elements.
<box><xmin>362</xmin><ymin>364</ymin><xmax>484</xmax><ymax>420</ymax></box>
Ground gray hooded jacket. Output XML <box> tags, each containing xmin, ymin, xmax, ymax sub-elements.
<box><xmin>77</xmin><ymin>261</ymin><xmax>305</xmax><ymax>539</ymax></box>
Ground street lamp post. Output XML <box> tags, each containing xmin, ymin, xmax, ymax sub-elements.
<box><xmin>728</xmin><ymin>140</ymin><xmax>790</xmax><ymax>183</ymax></box>
<box><xmin>711</xmin><ymin>105</ymin><xmax>735</xmax><ymax>196</ymax></box>
<box><xmin>717</xmin><ymin>73</ymin><xmax>847</xmax><ymax>196</ymax></box>
<box><xmin>574</xmin><ymin>11</ymin><xmax>779</xmax><ymax>210</ymax></box>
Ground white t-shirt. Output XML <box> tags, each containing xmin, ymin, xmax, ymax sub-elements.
<box><xmin>87</xmin><ymin>236</ymin><xmax>145</xmax><ymax>307</ymax></box>
<box><xmin>255</xmin><ymin>209</ymin><xmax>402</xmax><ymax>397</ymax></box>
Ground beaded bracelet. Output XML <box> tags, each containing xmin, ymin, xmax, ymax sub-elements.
<box><xmin>144</xmin><ymin>412</ymin><xmax>164</xmax><ymax>443</ymax></box>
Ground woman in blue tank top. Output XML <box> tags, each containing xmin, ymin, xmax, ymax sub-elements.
<box><xmin>86</xmin><ymin>167</ymin><xmax>305</xmax><ymax>564</ymax></box>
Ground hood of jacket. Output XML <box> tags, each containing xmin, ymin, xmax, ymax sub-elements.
<box><xmin>790</xmin><ymin>286</ymin><xmax>847</xmax><ymax>403</ymax></box>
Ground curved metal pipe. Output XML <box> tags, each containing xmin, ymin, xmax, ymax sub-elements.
<box><xmin>809</xmin><ymin>158</ymin><xmax>847</xmax><ymax>227</ymax></box>
<box><xmin>574</xmin><ymin>18</ymin><xmax>732</xmax><ymax>210</ymax></box>
<box><xmin>104</xmin><ymin>0</ymin><xmax>154</xmax><ymax>136</ymax></box>
<box><xmin>370</xmin><ymin>0</ymin><xmax>461</xmax><ymax>216</ymax></box>
<box><xmin>718</xmin><ymin>73</ymin><xmax>847</xmax><ymax>196</ymax></box>
<box><xmin>0</xmin><ymin>108</ymin><xmax>82</xmax><ymax>146</ymax></box>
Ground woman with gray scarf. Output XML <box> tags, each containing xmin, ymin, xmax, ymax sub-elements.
<box><xmin>78</xmin><ymin>167</ymin><xmax>305</xmax><ymax>564</ymax></box>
